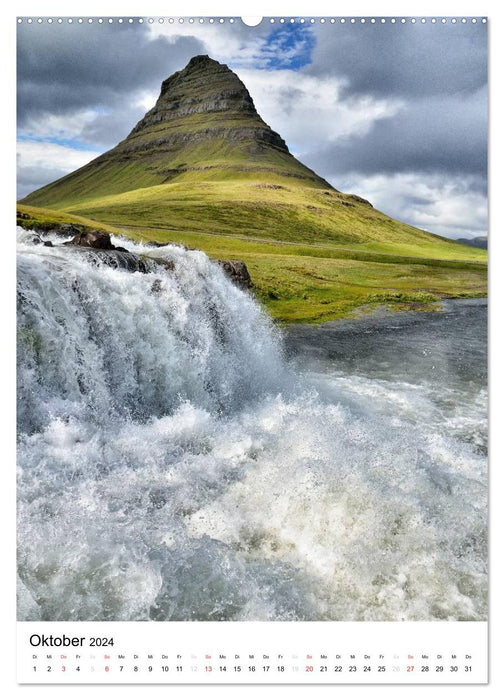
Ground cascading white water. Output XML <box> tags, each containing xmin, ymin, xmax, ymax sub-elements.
<box><xmin>16</xmin><ymin>227</ymin><xmax>487</xmax><ymax>622</ymax></box>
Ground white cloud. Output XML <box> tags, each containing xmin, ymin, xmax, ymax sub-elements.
<box><xmin>135</xmin><ymin>91</ymin><xmax>158</xmax><ymax>113</ymax></box>
<box><xmin>146</xmin><ymin>20</ymin><xmax>273</xmax><ymax>68</ymax></box>
<box><xmin>17</xmin><ymin>140</ymin><xmax>102</xmax><ymax>198</ymax></box>
<box><xmin>18</xmin><ymin>110</ymin><xmax>101</xmax><ymax>143</ymax></box>
<box><xmin>17</xmin><ymin>140</ymin><xmax>101</xmax><ymax>173</ymax></box>
<box><xmin>335</xmin><ymin>172</ymin><xmax>488</xmax><ymax>239</ymax></box>
<box><xmin>237</xmin><ymin>68</ymin><xmax>403</xmax><ymax>151</ymax></box>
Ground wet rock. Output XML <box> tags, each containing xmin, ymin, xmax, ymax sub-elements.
<box><xmin>64</xmin><ymin>230</ymin><xmax>116</xmax><ymax>250</ymax></box>
<box><xmin>43</xmin><ymin>241</ymin><xmax>53</xmax><ymax>247</ymax></box>
<box><xmin>217</xmin><ymin>260</ymin><xmax>252</xmax><ymax>289</ymax></box>
<box><xmin>93</xmin><ymin>250</ymin><xmax>148</xmax><ymax>273</ymax></box>
<box><xmin>66</xmin><ymin>247</ymin><xmax>148</xmax><ymax>273</ymax></box>
<box><xmin>153</xmin><ymin>258</ymin><xmax>175</xmax><ymax>272</ymax></box>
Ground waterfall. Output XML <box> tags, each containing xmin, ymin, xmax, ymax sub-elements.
<box><xmin>16</xmin><ymin>227</ymin><xmax>487</xmax><ymax>622</ymax></box>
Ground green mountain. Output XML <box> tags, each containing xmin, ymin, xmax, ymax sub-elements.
<box><xmin>19</xmin><ymin>55</ymin><xmax>486</xmax><ymax>323</ymax></box>
<box><xmin>19</xmin><ymin>55</ymin><xmax>469</xmax><ymax>253</ymax></box>
<box><xmin>23</xmin><ymin>55</ymin><xmax>332</xmax><ymax>205</ymax></box>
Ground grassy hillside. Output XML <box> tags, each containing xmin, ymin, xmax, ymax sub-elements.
<box><xmin>17</xmin><ymin>203</ymin><xmax>487</xmax><ymax>325</ymax></box>
<box><xmin>20</xmin><ymin>172</ymin><xmax>487</xmax><ymax>260</ymax></box>
<box><xmin>21</xmin><ymin>130</ymin><xmax>327</xmax><ymax>210</ymax></box>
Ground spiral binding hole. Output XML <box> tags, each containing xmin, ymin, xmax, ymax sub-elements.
<box><xmin>16</xmin><ymin>16</ymin><xmax>488</xmax><ymax>25</ymax></box>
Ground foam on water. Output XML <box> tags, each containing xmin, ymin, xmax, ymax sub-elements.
<box><xmin>16</xmin><ymin>228</ymin><xmax>487</xmax><ymax>621</ymax></box>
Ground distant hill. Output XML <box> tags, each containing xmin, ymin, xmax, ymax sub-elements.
<box><xmin>456</xmin><ymin>236</ymin><xmax>487</xmax><ymax>250</ymax></box>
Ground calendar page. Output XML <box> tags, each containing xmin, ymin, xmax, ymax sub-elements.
<box><xmin>15</xmin><ymin>10</ymin><xmax>488</xmax><ymax>686</ymax></box>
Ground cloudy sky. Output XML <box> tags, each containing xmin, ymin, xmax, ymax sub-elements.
<box><xmin>17</xmin><ymin>17</ymin><xmax>487</xmax><ymax>239</ymax></box>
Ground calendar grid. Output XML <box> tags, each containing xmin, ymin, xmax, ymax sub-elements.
<box><xmin>17</xmin><ymin>621</ymin><xmax>488</xmax><ymax>684</ymax></box>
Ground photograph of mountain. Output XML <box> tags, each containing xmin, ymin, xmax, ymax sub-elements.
<box><xmin>17</xmin><ymin>17</ymin><xmax>487</xmax><ymax>622</ymax></box>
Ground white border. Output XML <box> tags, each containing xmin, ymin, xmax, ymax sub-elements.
<box><xmin>2</xmin><ymin>2</ymin><xmax>501</xmax><ymax>698</ymax></box>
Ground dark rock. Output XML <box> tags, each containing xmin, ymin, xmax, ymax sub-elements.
<box><xmin>217</xmin><ymin>260</ymin><xmax>252</xmax><ymax>289</ymax></box>
<box><xmin>56</xmin><ymin>235</ymin><xmax>178</xmax><ymax>275</ymax></box>
<box><xmin>145</xmin><ymin>241</ymin><xmax>167</xmax><ymax>248</ymax></box>
<box><xmin>67</xmin><ymin>247</ymin><xmax>148</xmax><ymax>273</ymax></box>
<box><xmin>64</xmin><ymin>230</ymin><xmax>115</xmax><ymax>250</ymax></box>
<box><xmin>153</xmin><ymin>258</ymin><xmax>175</xmax><ymax>272</ymax></box>
<box><xmin>43</xmin><ymin>241</ymin><xmax>53</xmax><ymax>247</ymax></box>
<box><xmin>16</xmin><ymin>210</ymin><xmax>30</xmax><ymax>220</ymax></box>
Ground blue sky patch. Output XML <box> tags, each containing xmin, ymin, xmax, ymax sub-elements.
<box><xmin>17</xmin><ymin>133</ymin><xmax>93</xmax><ymax>152</ymax></box>
<box><xmin>261</xmin><ymin>24</ymin><xmax>315</xmax><ymax>70</ymax></box>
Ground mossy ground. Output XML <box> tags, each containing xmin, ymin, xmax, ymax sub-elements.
<box><xmin>16</xmin><ymin>204</ymin><xmax>118</xmax><ymax>234</ymax></box>
<box><xmin>17</xmin><ymin>203</ymin><xmax>487</xmax><ymax>325</ymax></box>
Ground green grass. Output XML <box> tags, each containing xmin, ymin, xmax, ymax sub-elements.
<box><xmin>23</xmin><ymin>178</ymin><xmax>486</xmax><ymax>259</ymax></box>
<box><xmin>17</xmin><ymin>203</ymin><xmax>487</xmax><ymax>325</ymax></box>
<box><xmin>16</xmin><ymin>204</ymin><xmax>119</xmax><ymax>234</ymax></box>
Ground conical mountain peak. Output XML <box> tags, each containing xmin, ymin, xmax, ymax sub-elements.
<box><xmin>185</xmin><ymin>53</ymin><xmax>218</xmax><ymax>68</ymax></box>
<box><xmin>21</xmin><ymin>55</ymin><xmax>334</xmax><ymax>207</ymax></box>
<box><xmin>130</xmin><ymin>55</ymin><xmax>271</xmax><ymax>139</ymax></box>
<box><xmin>176</xmin><ymin>54</ymin><xmax>225</xmax><ymax>78</ymax></box>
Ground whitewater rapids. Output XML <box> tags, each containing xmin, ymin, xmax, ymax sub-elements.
<box><xmin>16</xmin><ymin>227</ymin><xmax>487</xmax><ymax>622</ymax></box>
